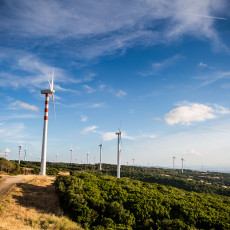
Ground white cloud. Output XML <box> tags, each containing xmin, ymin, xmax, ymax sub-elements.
<box><xmin>186</xmin><ymin>149</ymin><xmax>201</xmax><ymax>156</ymax></box>
<box><xmin>83</xmin><ymin>85</ymin><xmax>95</xmax><ymax>93</ymax></box>
<box><xmin>80</xmin><ymin>125</ymin><xmax>98</xmax><ymax>135</ymax></box>
<box><xmin>141</xmin><ymin>55</ymin><xmax>181</xmax><ymax>76</ymax></box>
<box><xmin>115</xmin><ymin>90</ymin><xmax>127</xmax><ymax>98</ymax></box>
<box><xmin>0</xmin><ymin>0</ymin><xmax>226</xmax><ymax>60</ymax></box>
<box><xmin>199</xmin><ymin>62</ymin><xmax>208</xmax><ymax>68</ymax></box>
<box><xmin>102</xmin><ymin>131</ymin><xmax>135</xmax><ymax>141</ymax></box>
<box><xmin>81</xmin><ymin>115</ymin><xmax>88</xmax><ymax>122</ymax></box>
<box><xmin>102</xmin><ymin>132</ymin><xmax>117</xmax><ymax>141</ymax></box>
<box><xmin>9</xmin><ymin>100</ymin><xmax>39</xmax><ymax>111</ymax></box>
<box><xmin>165</xmin><ymin>102</ymin><xmax>230</xmax><ymax>126</ymax></box>
<box><xmin>89</xmin><ymin>103</ymin><xmax>105</xmax><ymax>108</ymax></box>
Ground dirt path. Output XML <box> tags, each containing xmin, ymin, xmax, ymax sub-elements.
<box><xmin>0</xmin><ymin>175</ymin><xmax>27</xmax><ymax>201</ymax></box>
<box><xmin>0</xmin><ymin>175</ymin><xmax>82</xmax><ymax>230</ymax></box>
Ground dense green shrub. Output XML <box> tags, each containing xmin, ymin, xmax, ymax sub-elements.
<box><xmin>55</xmin><ymin>172</ymin><xmax>230</xmax><ymax>230</ymax></box>
<box><xmin>0</xmin><ymin>157</ymin><xmax>21</xmax><ymax>174</ymax></box>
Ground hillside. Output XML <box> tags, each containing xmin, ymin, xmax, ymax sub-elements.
<box><xmin>20</xmin><ymin>161</ymin><xmax>230</xmax><ymax>197</ymax></box>
<box><xmin>55</xmin><ymin>171</ymin><xmax>230</xmax><ymax>230</ymax></box>
<box><xmin>0</xmin><ymin>175</ymin><xmax>82</xmax><ymax>230</ymax></box>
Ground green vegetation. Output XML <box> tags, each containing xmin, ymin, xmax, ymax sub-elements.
<box><xmin>0</xmin><ymin>157</ymin><xmax>20</xmax><ymax>174</ymax></box>
<box><xmin>56</xmin><ymin>171</ymin><xmax>230</xmax><ymax>230</ymax></box>
<box><xmin>20</xmin><ymin>161</ymin><xmax>230</xmax><ymax>197</ymax></box>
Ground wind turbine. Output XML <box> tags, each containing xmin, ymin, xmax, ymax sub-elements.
<box><xmin>115</xmin><ymin>128</ymin><xmax>122</xmax><ymax>178</ymax></box>
<box><xmin>75</xmin><ymin>147</ymin><xmax>80</xmax><ymax>164</ymax></box>
<box><xmin>173</xmin><ymin>156</ymin><xmax>176</xmax><ymax>169</ymax></box>
<box><xmin>56</xmin><ymin>153</ymin><xmax>58</xmax><ymax>163</ymax></box>
<box><xmin>4</xmin><ymin>147</ymin><xmax>10</xmax><ymax>159</ymax></box>
<box><xmin>86</xmin><ymin>151</ymin><xmax>90</xmax><ymax>164</ymax></box>
<box><xmin>99</xmin><ymin>141</ymin><xmax>103</xmax><ymax>170</ymax></box>
<box><xmin>70</xmin><ymin>146</ymin><xmax>74</xmax><ymax>164</ymax></box>
<box><xmin>40</xmin><ymin>70</ymin><xmax>56</xmax><ymax>175</ymax></box>
<box><xmin>181</xmin><ymin>157</ymin><xmax>185</xmax><ymax>173</ymax></box>
<box><xmin>18</xmin><ymin>141</ymin><xmax>23</xmax><ymax>164</ymax></box>
<box><xmin>24</xmin><ymin>147</ymin><xmax>27</xmax><ymax>161</ymax></box>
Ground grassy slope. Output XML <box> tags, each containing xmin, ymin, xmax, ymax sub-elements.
<box><xmin>0</xmin><ymin>175</ymin><xmax>83</xmax><ymax>230</ymax></box>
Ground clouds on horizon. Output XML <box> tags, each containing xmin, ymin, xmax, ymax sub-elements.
<box><xmin>165</xmin><ymin>102</ymin><xmax>230</xmax><ymax>126</ymax></box>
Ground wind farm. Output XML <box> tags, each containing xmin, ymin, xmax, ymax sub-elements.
<box><xmin>0</xmin><ymin>0</ymin><xmax>230</xmax><ymax>229</ymax></box>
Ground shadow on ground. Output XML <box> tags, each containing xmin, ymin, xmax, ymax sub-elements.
<box><xmin>12</xmin><ymin>182</ymin><xmax>62</xmax><ymax>216</ymax></box>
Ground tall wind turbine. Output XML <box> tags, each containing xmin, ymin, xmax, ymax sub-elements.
<box><xmin>56</xmin><ymin>153</ymin><xmax>58</xmax><ymax>163</ymax></box>
<box><xmin>70</xmin><ymin>146</ymin><xmax>74</xmax><ymax>164</ymax></box>
<box><xmin>75</xmin><ymin>147</ymin><xmax>80</xmax><ymax>164</ymax></box>
<box><xmin>40</xmin><ymin>71</ymin><xmax>56</xmax><ymax>175</ymax></box>
<box><xmin>24</xmin><ymin>148</ymin><xmax>27</xmax><ymax>161</ymax></box>
<box><xmin>86</xmin><ymin>151</ymin><xmax>90</xmax><ymax>164</ymax></box>
<box><xmin>18</xmin><ymin>142</ymin><xmax>22</xmax><ymax>164</ymax></box>
<box><xmin>99</xmin><ymin>142</ymin><xmax>103</xmax><ymax>170</ymax></box>
<box><xmin>173</xmin><ymin>156</ymin><xmax>176</xmax><ymax>169</ymax></box>
<box><xmin>116</xmin><ymin>128</ymin><xmax>121</xmax><ymax>178</ymax></box>
<box><xmin>4</xmin><ymin>147</ymin><xmax>10</xmax><ymax>159</ymax></box>
<box><xmin>181</xmin><ymin>157</ymin><xmax>185</xmax><ymax>173</ymax></box>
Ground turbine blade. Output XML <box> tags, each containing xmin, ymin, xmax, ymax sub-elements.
<box><xmin>51</xmin><ymin>70</ymin><xmax>54</xmax><ymax>91</ymax></box>
<box><xmin>48</xmin><ymin>80</ymin><xmax>51</xmax><ymax>90</ymax></box>
<box><xmin>52</xmin><ymin>93</ymin><xmax>56</xmax><ymax>119</ymax></box>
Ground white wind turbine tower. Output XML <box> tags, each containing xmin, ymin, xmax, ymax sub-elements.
<box><xmin>24</xmin><ymin>147</ymin><xmax>27</xmax><ymax>161</ymax></box>
<box><xmin>4</xmin><ymin>147</ymin><xmax>10</xmax><ymax>159</ymax></box>
<box><xmin>40</xmin><ymin>70</ymin><xmax>56</xmax><ymax>175</ymax></box>
<box><xmin>86</xmin><ymin>151</ymin><xmax>90</xmax><ymax>164</ymax></box>
<box><xmin>99</xmin><ymin>142</ymin><xmax>103</xmax><ymax>170</ymax></box>
<box><xmin>18</xmin><ymin>141</ymin><xmax>23</xmax><ymax>164</ymax></box>
<box><xmin>173</xmin><ymin>156</ymin><xmax>176</xmax><ymax>169</ymax></box>
<box><xmin>115</xmin><ymin>128</ymin><xmax>122</xmax><ymax>178</ymax></box>
<box><xmin>181</xmin><ymin>157</ymin><xmax>185</xmax><ymax>173</ymax></box>
<box><xmin>75</xmin><ymin>147</ymin><xmax>80</xmax><ymax>164</ymax></box>
<box><xmin>56</xmin><ymin>153</ymin><xmax>58</xmax><ymax>163</ymax></box>
<box><xmin>70</xmin><ymin>146</ymin><xmax>74</xmax><ymax>164</ymax></box>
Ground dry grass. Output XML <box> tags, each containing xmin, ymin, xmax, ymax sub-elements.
<box><xmin>0</xmin><ymin>175</ymin><xmax>83</xmax><ymax>230</ymax></box>
<box><xmin>57</xmin><ymin>171</ymin><xmax>70</xmax><ymax>176</ymax></box>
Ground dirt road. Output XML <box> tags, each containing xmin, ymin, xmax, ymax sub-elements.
<box><xmin>0</xmin><ymin>175</ymin><xmax>26</xmax><ymax>201</ymax></box>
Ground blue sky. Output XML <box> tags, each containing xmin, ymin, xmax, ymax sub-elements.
<box><xmin>1</xmin><ymin>0</ymin><xmax>230</xmax><ymax>170</ymax></box>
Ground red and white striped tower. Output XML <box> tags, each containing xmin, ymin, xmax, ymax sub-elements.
<box><xmin>40</xmin><ymin>71</ymin><xmax>55</xmax><ymax>175</ymax></box>
<box><xmin>40</xmin><ymin>93</ymin><xmax>49</xmax><ymax>175</ymax></box>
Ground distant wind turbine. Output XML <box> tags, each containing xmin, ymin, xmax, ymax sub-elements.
<box><xmin>99</xmin><ymin>142</ymin><xmax>103</xmax><ymax>170</ymax></box>
<box><xmin>181</xmin><ymin>157</ymin><xmax>185</xmax><ymax>173</ymax></box>
<box><xmin>75</xmin><ymin>147</ymin><xmax>80</xmax><ymax>164</ymax></box>
<box><xmin>70</xmin><ymin>146</ymin><xmax>74</xmax><ymax>164</ymax></box>
<box><xmin>86</xmin><ymin>151</ymin><xmax>90</xmax><ymax>164</ymax></box>
<box><xmin>40</xmin><ymin>70</ymin><xmax>56</xmax><ymax>175</ymax></box>
<box><xmin>18</xmin><ymin>141</ymin><xmax>22</xmax><ymax>164</ymax></box>
<box><xmin>173</xmin><ymin>156</ymin><xmax>176</xmax><ymax>169</ymax></box>
<box><xmin>115</xmin><ymin>128</ymin><xmax>122</xmax><ymax>178</ymax></box>
<box><xmin>24</xmin><ymin>147</ymin><xmax>27</xmax><ymax>161</ymax></box>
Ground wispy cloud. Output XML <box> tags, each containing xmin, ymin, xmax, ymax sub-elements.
<box><xmin>196</xmin><ymin>71</ymin><xmax>230</xmax><ymax>87</ymax></box>
<box><xmin>165</xmin><ymin>102</ymin><xmax>230</xmax><ymax>126</ymax></box>
<box><xmin>185</xmin><ymin>149</ymin><xmax>201</xmax><ymax>156</ymax></box>
<box><xmin>115</xmin><ymin>90</ymin><xmax>127</xmax><ymax>98</ymax></box>
<box><xmin>141</xmin><ymin>54</ymin><xmax>182</xmax><ymax>76</ymax></box>
<box><xmin>9</xmin><ymin>100</ymin><xmax>39</xmax><ymax>111</ymax></box>
<box><xmin>83</xmin><ymin>85</ymin><xmax>96</xmax><ymax>93</ymax></box>
<box><xmin>81</xmin><ymin>115</ymin><xmax>88</xmax><ymax>122</ymax></box>
<box><xmin>89</xmin><ymin>103</ymin><xmax>106</xmax><ymax>108</ymax></box>
<box><xmin>80</xmin><ymin>125</ymin><xmax>98</xmax><ymax>135</ymax></box>
<box><xmin>0</xmin><ymin>0</ymin><xmax>227</xmax><ymax>60</ymax></box>
<box><xmin>102</xmin><ymin>131</ymin><xmax>135</xmax><ymax>141</ymax></box>
<box><xmin>199</xmin><ymin>62</ymin><xmax>208</xmax><ymax>68</ymax></box>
